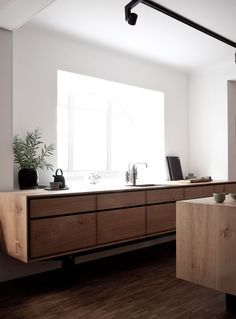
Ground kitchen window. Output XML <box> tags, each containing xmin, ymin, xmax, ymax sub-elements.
<box><xmin>57</xmin><ymin>70</ymin><xmax>166</xmax><ymax>183</ymax></box>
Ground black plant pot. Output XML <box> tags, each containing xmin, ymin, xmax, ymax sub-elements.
<box><xmin>18</xmin><ymin>168</ymin><xmax>39</xmax><ymax>189</ymax></box>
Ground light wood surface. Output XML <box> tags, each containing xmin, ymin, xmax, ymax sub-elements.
<box><xmin>176</xmin><ymin>196</ymin><xmax>236</xmax><ymax>295</ymax></box>
<box><xmin>146</xmin><ymin>203</ymin><xmax>176</xmax><ymax>234</ymax></box>
<box><xmin>146</xmin><ymin>188</ymin><xmax>184</xmax><ymax>204</ymax></box>
<box><xmin>30</xmin><ymin>213</ymin><xmax>96</xmax><ymax>258</ymax></box>
<box><xmin>30</xmin><ymin>195</ymin><xmax>96</xmax><ymax>218</ymax></box>
<box><xmin>184</xmin><ymin>185</ymin><xmax>214</xmax><ymax>199</ymax></box>
<box><xmin>0</xmin><ymin>193</ymin><xmax>28</xmax><ymax>262</ymax></box>
<box><xmin>97</xmin><ymin>191</ymin><xmax>145</xmax><ymax>210</ymax></box>
<box><xmin>97</xmin><ymin>207</ymin><xmax>145</xmax><ymax>244</ymax></box>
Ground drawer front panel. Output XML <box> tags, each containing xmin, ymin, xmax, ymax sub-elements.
<box><xmin>214</xmin><ymin>184</ymin><xmax>225</xmax><ymax>193</ymax></box>
<box><xmin>29</xmin><ymin>195</ymin><xmax>96</xmax><ymax>218</ymax></box>
<box><xmin>30</xmin><ymin>213</ymin><xmax>96</xmax><ymax>258</ymax></box>
<box><xmin>184</xmin><ymin>185</ymin><xmax>214</xmax><ymax>199</ymax></box>
<box><xmin>97</xmin><ymin>207</ymin><xmax>145</xmax><ymax>244</ymax></box>
<box><xmin>225</xmin><ymin>183</ymin><xmax>236</xmax><ymax>194</ymax></box>
<box><xmin>146</xmin><ymin>188</ymin><xmax>184</xmax><ymax>204</ymax></box>
<box><xmin>97</xmin><ymin>191</ymin><xmax>145</xmax><ymax>210</ymax></box>
<box><xmin>147</xmin><ymin>203</ymin><xmax>176</xmax><ymax>234</ymax></box>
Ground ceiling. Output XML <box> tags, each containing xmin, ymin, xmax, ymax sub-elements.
<box><xmin>0</xmin><ymin>0</ymin><xmax>56</xmax><ymax>30</ymax></box>
<box><xmin>1</xmin><ymin>0</ymin><xmax>236</xmax><ymax>71</ymax></box>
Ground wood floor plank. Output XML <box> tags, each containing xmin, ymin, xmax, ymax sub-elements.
<box><xmin>0</xmin><ymin>242</ymin><xmax>234</xmax><ymax>319</ymax></box>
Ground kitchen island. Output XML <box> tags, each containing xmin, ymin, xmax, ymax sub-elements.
<box><xmin>176</xmin><ymin>195</ymin><xmax>236</xmax><ymax>313</ymax></box>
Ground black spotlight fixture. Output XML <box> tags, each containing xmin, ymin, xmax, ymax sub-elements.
<box><xmin>125</xmin><ymin>0</ymin><xmax>141</xmax><ymax>26</ymax></box>
<box><xmin>125</xmin><ymin>0</ymin><xmax>236</xmax><ymax>63</ymax></box>
<box><xmin>127</xmin><ymin>12</ymin><xmax>138</xmax><ymax>25</ymax></box>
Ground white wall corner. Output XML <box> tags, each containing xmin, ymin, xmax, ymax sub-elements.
<box><xmin>227</xmin><ymin>80</ymin><xmax>236</xmax><ymax>180</ymax></box>
<box><xmin>0</xmin><ymin>29</ymin><xmax>13</xmax><ymax>191</ymax></box>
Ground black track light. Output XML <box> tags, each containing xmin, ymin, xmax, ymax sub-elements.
<box><xmin>125</xmin><ymin>0</ymin><xmax>141</xmax><ymax>26</ymax></box>
<box><xmin>125</xmin><ymin>0</ymin><xmax>236</xmax><ymax>63</ymax></box>
<box><xmin>127</xmin><ymin>12</ymin><xmax>138</xmax><ymax>25</ymax></box>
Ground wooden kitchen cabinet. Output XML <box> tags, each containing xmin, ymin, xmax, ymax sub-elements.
<box><xmin>0</xmin><ymin>192</ymin><xmax>98</xmax><ymax>262</ymax></box>
<box><xmin>184</xmin><ymin>185</ymin><xmax>214</xmax><ymax>199</ymax></box>
<box><xmin>225</xmin><ymin>183</ymin><xmax>236</xmax><ymax>194</ymax></box>
<box><xmin>97</xmin><ymin>207</ymin><xmax>145</xmax><ymax>244</ymax></box>
<box><xmin>29</xmin><ymin>195</ymin><xmax>96</xmax><ymax>218</ymax></box>
<box><xmin>176</xmin><ymin>196</ymin><xmax>236</xmax><ymax>296</ymax></box>
<box><xmin>1</xmin><ymin>181</ymin><xmax>236</xmax><ymax>263</ymax></box>
<box><xmin>146</xmin><ymin>187</ymin><xmax>184</xmax><ymax>204</ymax></box>
<box><xmin>214</xmin><ymin>184</ymin><xmax>225</xmax><ymax>193</ymax></box>
<box><xmin>0</xmin><ymin>193</ymin><xmax>28</xmax><ymax>262</ymax></box>
<box><xmin>146</xmin><ymin>203</ymin><xmax>176</xmax><ymax>234</ymax></box>
<box><xmin>30</xmin><ymin>213</ymin><xmax>96</xmax><ymax>259</ymax></box>
<box><xmin>97</xmin><ymin>191</ymin><xmax>145</xmax><ymax>210</ymax></box>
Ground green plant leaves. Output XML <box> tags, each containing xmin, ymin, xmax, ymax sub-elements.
<box><xmin>13</xmin><ymin>128</ymin><xmax>55</xmax><ymax>170</ymax></box>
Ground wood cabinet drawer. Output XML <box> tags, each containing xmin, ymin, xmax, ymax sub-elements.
<box><xmin>97</xmin><ymin>207</ymin><xmax>145</xmax><ymax>244</ymax></box>
<box><xmin>30</xmin><ymin>213</ymin><xmax>96</xmax><ymax>258</ymax></box>
<box><xmin>97</xmin><ymin>191</ymin><xmax>145</xmax><ymax>210</ymax></box>
<box><xmin>214</xmin><ymin>184</ymin><xmax>225</xmax><ymax>193</ymax></box>
<box><xmin>146</xmin><ymin>188</ymin><xmax>184</xmax><ymax>204</ymax></box>
<box><xmin>184</xmin><ymin>185</ymin><xmax>214</xmax><ymax>199</ymax></box>
<box><xmin>147</xmin><ymin>203</ymin><xmax>176</xmax><ymax>234</ymax></box>
<box><xmin>225</xmin><ymin>183</ymin><xmax>236</xmax><ymax>193</ymax></box>
<box><xmin>29</xmin><ymin>195</ymin><xmax>96</xmax><ymax>218</ymax></box>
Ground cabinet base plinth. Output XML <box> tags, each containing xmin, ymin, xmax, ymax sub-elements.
<box><xmin>61</xmin><ymin>256</ymin><xmax>75</xmax><ymax>283</ymax></box>
<box><xmin>226</xmin><ymin>294</ymin><xmax>236</xmax><ymax>313</ymax></box>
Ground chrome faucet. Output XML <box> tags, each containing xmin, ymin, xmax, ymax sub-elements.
<box><xmin>126</xmin><ymin>162</ymin><xmax>148</xmax><ymax>185</ymax></box>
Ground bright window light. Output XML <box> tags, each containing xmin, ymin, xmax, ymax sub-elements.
<box><xmin>57</xmin><ymin>70</ymin><xmax>166</xmax><ymax>183</ymax></box>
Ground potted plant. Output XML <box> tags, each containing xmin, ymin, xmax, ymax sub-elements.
<box><xmin>13</xmin><ymin>128</ymin><xmax>55</xmax><ymax>189</ymax></box>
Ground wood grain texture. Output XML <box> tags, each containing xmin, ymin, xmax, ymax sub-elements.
<box><xmin>146</xmin><ymin>203</ymin><xmax>176</xmax><ymax>234</ymax></box>
<box><xmin>97</xmin><ymin>191</ymin><xmax>145</xmax><ymax>210</ymax></box>
<box><xmin>184</xmin><ymin>185</ymin><xmax>214</xmax><ymax>199</ymax></box>
<box><xmin>29</xmin><ymin>195</ymin><xmax>96</xmax><ymax>218</ymax></box>
<box><xmin>214</xmin><ymin>184</ymin><xmax>225</xmax><ymax>193</ymax></box>
<box><xmin>0</xmin><ymin>243</ymin><xmax>232</xmax><ymax>319</ymax></box>
<box><xmin>97</xmin><ymin>207</ymin><xmax>145</xmax><ymax>244</ymax></box>
<box><xmin>225</xmin><ymin>183</ymin><xmax>236</xmax><ymax>193</ymax></box>
<box><xmin>176</xmin><ymin>197</ymin><xmax>236</xmax><ymax>296</ymax></box>
<box><xmin>146</xmin><ymin>187</ymin><xmax>184</xmax><ymax>204</ymax></box>
<box><xmin>0</xmin><ymin>193</ymin><xmax>28</xmax><ymax>262</ymax></box>
<box><xmin>30</xmin><ymin>213</ymin><xmax>96</xmax><ymax>258</ymax></box>
<box><xmin>0</xmin><ymin>182</ymin><xmax>235</xmax><ymax>264</ymax></box>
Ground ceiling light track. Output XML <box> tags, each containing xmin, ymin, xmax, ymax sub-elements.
<box><xmin>125</xmin><ymin>0</ymin><xmax>236</xmax><ymax>62</ymax></box>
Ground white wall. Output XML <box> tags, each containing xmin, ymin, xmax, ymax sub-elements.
<box><xmin>189</xmin><ymin>62</ymin><xmax>236</xmax><ymax>180</ymax></box>
<box><xmin>0</xmin><ymin>29</ymin><xmax>58</xmax><ymax>282</ymax></box>
<box><xmin>0</xmin><ymin>29</ymin><xmax>13</xmax><ymax>191</ymax></box>
<box><xmin>13</xmin><ymin>25</ymin><xmax>189</xmax><ymax>183</ymax></box>
<box><xmin>228</xmin><ymin>80</ymin><xmax>236</xmax><ymax>179</ymax></box>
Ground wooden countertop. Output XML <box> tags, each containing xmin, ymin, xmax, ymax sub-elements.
<box><xmin>0</xmin><ymin>180</ymin><xmax>235</xmax><ymax>198</ymax></box>
<box><xmin>179</xmin><ymin>194</ymin><xmax>236</xmax><ymax>207</ymax></box>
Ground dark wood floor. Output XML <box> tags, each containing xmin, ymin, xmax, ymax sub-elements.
<box><xmin>0</xmin><ymin>242</ymin><xmax>234</xmax><ymax>319</ymax></box>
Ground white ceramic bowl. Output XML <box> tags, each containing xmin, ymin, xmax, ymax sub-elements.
<box><xmin>230</xmin><ymin>193</ymin><xmax>236</xmax><ymax>200</ymax></box>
